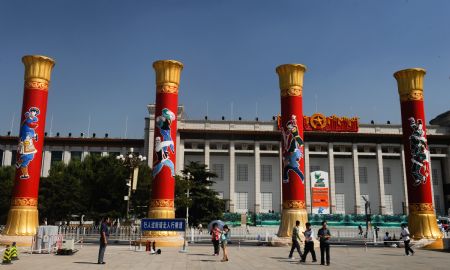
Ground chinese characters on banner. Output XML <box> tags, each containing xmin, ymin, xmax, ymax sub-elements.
<box><xmin>310</xmin><ymin>171</ymin><xmax>330</xmax><ymax>214</ymax></box>
<box><xmin>141</xmin><ymin>218</ymin><xmax>186</xmax><ymax>231</ymax></box>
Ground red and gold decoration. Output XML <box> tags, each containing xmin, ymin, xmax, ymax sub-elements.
<box><xmin>303</xmin><ymin>113</ymin><xmax>358</xmax><ymax>132</ymax></box>
<box><xmin>394</xmin><ymin>68</ymin><xmax>441</xmax><ymax>240</ymax></box>
<box><xmin>1</xmin><ymin>55</ymin><xmax>55</xmax><ymax>245</ymax></box>
<box><xmin>144</xmin><ymin>60</ymin><xmax>183</xmax><ymax>246</ymax></box>
<box><xmin>275</xmin><ymin>64</ymin><xmax>308</xmax><ymax>238</ymax></box>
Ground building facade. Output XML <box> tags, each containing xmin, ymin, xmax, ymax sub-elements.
<box><xmin>1</xmin><ymin>106</ymin><xmax>449</xmax><ymax>216</ymax></box>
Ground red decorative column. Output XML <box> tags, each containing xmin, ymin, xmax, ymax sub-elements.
<box><xmin>394</xmin><ymin>68</ymin><xmax>441</xmax><ymax>241</ymax></box>
<box><xmin>1</xmin><ymin>55</ymin><xmax>55</xmax><ymax>245</ymax></box>
<box><xmin>145</xmin><ymin>60</ymin><xmax>183</xmax><ymax>246</ymax></box>
<box><xmin>276</xmin><ymin>64</ymin><xmax>308</xmax><ymax>238</ymax></box>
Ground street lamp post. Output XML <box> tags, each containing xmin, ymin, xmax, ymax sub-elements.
<box><xmin>116</xmin><ymin>148</ymin><xmax>146</xmax><ymax>220</ymax></box>
<box><xmin>180</xmin><ymin>171</ymin><xmax>194</xmax><ymax>253</ymax></box>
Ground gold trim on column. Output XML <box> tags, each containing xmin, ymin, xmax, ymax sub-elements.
<box><xmin>22</xmin><ymin>55</ymin><xmax>55</xmax><ymax>84</ymax></box>
<box><xmin>2</xmin><ymin>206</ymin><xmax>39</xmax><ymax>236</ymax></box>
<box><xmin>282</xmin><ymin>200</ymin><xmax>306</xmax><ymax>209</ymax></box>
<box><xmin>276</xmin><ymin>64</ymin><xmax>307</xmax><ymax>97</ymax></box>
<box><xmin>409</xmin><ymin>202</ymin><xmax>434</xmax><ymax>213</ymax></box>
<box><xmin>149</xmin><ymin>199</ymin><xmax>174</xmax><ymax>208</ymax></box>
<box><xmin>393</xmin><ymin>68</ymin><xmax>426</xmax><ymax>101</ymax></box>
<box><xmin>277</xmin><ymin>208</ymin><xmax>308</xmax><ymax>238</ymax></box>
<box><xmin>156</xmin><ymin>84</ymin><xmax>179</xmax><ymax>94</ymax></box>
<box><xmin>408</xmin><ymin>210</ymin><xmax>442</xmax><ymax>239</ymax></box>
<box><xmin>153</xmin><ymin>60</ymin><xmax>183</xmax><ymax>89</ymax></box>
<box><xmin>11</xmin><ymin>197</ymin><xmax>38</xmax><ymax>207</ymax></box>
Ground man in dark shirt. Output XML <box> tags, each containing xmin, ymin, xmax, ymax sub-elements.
<box><xmin>98</xmin><ymin>217</ymin><xmax>110</xmax><ymax>264</ymax></box>
<box><xmin>317</xmin><ymin>220</ymin><xmax>331</xmax><ymax>266</ymax></box>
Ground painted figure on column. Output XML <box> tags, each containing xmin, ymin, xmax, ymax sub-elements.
<box><xmin>281</xmin><ymin>115</ymin><xmax>305</xmax><ymax>183</ymax></box>
<box><xmin>153</xmin><ymin>108</ymin><xmax>176</xmax><ymax>177</ymax></box>
<box><xmin>408</xmin><ymin>117</ymin><xmax>430</xmax><ymax>186</ymax></box>
<box><xmin>16</xmin><ymin>107</ymin><xmax>40</xmax><ymax>179</ymax></box>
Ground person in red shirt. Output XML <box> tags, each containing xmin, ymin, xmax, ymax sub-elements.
<box><xmin>211</xmin><ymin>223</ymin><xmax>221</xmax><ymax>256</ymax></box>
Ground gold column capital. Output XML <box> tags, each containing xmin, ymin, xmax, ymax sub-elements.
<box><xmin>276</xmin><ymin>64</ymin><xmax>307</xmax><ymax>97</ymax></box>
<box><xmin>22</xmin><ymin>55</ymin><xmax>55</xmax><ymax>90</ymax></box>
<box><xmin>153</xmin><ymin>60</ymin><xmax>183</xmax><ymax>93</ymax></box>
<box><xmin>393</xmin><ymin>68</ymin><xmax>426</xmax><ymax>101</ymax></box>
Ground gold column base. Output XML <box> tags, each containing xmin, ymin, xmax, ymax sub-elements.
<box><xmin>0</xmin><ymin>235</ymin><xmax>34</xmax><ymax>247</ymax></box>
<box><xmin>139</xmin><ymin>207</ymin><xmax>184</xmax><ymax>247</ymax></box>
<box><xmin>408</xmin><ymin>211</ymin><xmax>442</xmax><ymax>240</ymax></box>
<box><xmin>2</xmin><ymin>206</ymin><xmax>39</xmax><ymax>236</ymax></box>
<box><xmin>277</xmin><ymin>208</ymin><xmax>308</xmax><ymax>238</ymax></box>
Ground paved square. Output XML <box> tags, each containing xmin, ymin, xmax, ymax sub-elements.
<box><xmin>4</xmin><ymin>244</ymin><xmax>448</xmax><ymax>270</ymax></box>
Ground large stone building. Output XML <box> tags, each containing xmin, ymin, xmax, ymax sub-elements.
<box><xmin>1</xmin><ymin>107</ymin><xmax>449</xmax><ymax>216</ymax></box>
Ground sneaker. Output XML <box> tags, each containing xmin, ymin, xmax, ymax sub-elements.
<box><xmin>288</xmin><ymin>256</ymin><xmax>294</xmax><ymax>260</ymax></box>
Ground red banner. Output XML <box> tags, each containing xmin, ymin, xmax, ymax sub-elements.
<box><xmin>303</xmin><ymin>113</ymin><xmax>358</xmax><ymax>132</ymax></box>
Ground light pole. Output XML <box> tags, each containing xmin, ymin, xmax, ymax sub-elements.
<box><xmin>116</xmin><ymin>148</ymin><xmax>146</xmax><ymax>220</ymax></box>
<box><xmin>180</xmin><ymin>171</ymin><xmax>194</xmax><ymax>253</ymax></box>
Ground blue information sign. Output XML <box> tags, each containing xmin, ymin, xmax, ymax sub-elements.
<box><xmin>141</xmin><ymin>218</ymin><xmax>186</xmax><ymax>231</ymax></box>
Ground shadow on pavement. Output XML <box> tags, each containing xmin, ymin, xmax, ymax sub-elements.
<box><xmin>73</xmin><ymin>262</ymin><xmax>100</xmax><ymax>264</ymax></box>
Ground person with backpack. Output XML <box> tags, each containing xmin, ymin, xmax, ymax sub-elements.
<box><xmin>220</xmin><ymin>225</ymin><xmax>230</xmax><ymax>262</ymax></box>
<box><xmin>211</xmin><ymin>223</ymin><xmax>221</xmax><ymax>256</ymax></box>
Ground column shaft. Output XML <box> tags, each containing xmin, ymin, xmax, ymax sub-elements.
<box><xmin>328</xmin><ymin>143</ymin><xmax>336</xmax><ymax>213</ymax></box>
<box><xmin>229</xmin><ymin>141</ymin><xmax>235</xmax><ymax>212</ymax></box>
<box><xmin>353</xmin><ymin>144</ymin><xmax>361</xmax><ymax>214</ymax></box>
<box><xmin>376</xmin><ymin>144</ymin><xmax>386</xmax><ymax>214</ymax></box>
<box><xmin>254</xmin><ymin>142</ymin><xmax>261</xmax><ymax>213</ymax></box>
<box><xmin>304</xmin><ymin>143</ymin><xmax>311</xmax><ymax>213</ymax></box>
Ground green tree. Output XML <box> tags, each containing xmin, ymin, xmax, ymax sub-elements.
<box><xmin>0</xmin><ymin>166</ymin><xmax>15</xmax><ymax>224</ymax></box>
<box><xmin>175</xmin><ymin>161</ymin><xmax>225</xmax><ymax>226</ymax></box>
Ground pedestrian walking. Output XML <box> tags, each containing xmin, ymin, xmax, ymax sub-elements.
<box><xmin>198</xmin><ymin>223</ymin><xmax>203</xmax><ymax>235</ymax></box>
<box><xmin>318</xmin><ymin>221</ymin><xmax>331</xmax><ymax>266</ymax></box>
<box><xmin>400</xmin><ymin>224</ymin><xmax>414</xmax><ymax>256</ymax></box>
<box><xmin>211</xmin><ymin>223</ymin><xmax>221</xmax><ymax>256</ymax></box>
<box><xmin>300</xmin><ymin>222</ymin><xmax>317</xmax><ymax>263</ymax></box>
<box><xmin>358</xmin><ymin>224</ymin><xmax>363</xmax><ymax>236</ymax></box>
<box><xmin>2</xmin><ymin>245</ymin><xmax>12</xmax><ymax>264</ymax></box>
<box><xmin>98</xmin><ymin>216</ymin><xmax>110</xmax><ymax>264</ymax></box>
<box><xmin>220</xmin><ymin>225</ymin><xmax>230</xmax><ymax>262</ymax></box>
<box><xmin>288</xmin><ymin>220</ymin><xmax>303</xmax><ymax>259</ymax></box>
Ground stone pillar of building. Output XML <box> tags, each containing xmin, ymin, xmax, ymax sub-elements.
<box><xmin>42</xmin><ymin>149</ymin><xmax>51</xmax><ymax>177</ymax></box>
<box><xmin>254</xmin><ymin>141</ymin><xmax>261</xmax><ymax>213</ymax></box>
<box><xmin>275</xmin><ymin>64</ymin><xmax>308</xmax><ymax>238</ymax></box>
<box><xmin>352</xmin><ymin>144</ymin><xmax>361</xmax><ymax>214</ymax></box>
<box><xmin>1</xmin><ymin>55</ymin><xmax>55</xmax><ymax>246</ymax></box>
<box><xmin>229</xmin><ymin>141</ymin><xmax>236</xmax><ymax>212</ymax></box>
<box><xmin>3</xmin><ymin>147</ymin><xmax>12</xmax><ymax>167</ymax></box>
<box><xmin>63</xmin><ymin>147</ymin><xmax>71</xmax><ymax>165</ymax></box>
<box><xmin>400</xmin><ymin>145</ymin><xmax>409</xmax><ymax>215</ymax></box>
<box><xmin>376</xmin><ymin>144</ymin><xmax>386</xmax><ymax>214</ymax></box>
<box><xmin>145</xmin><ymin>60</ymin><xmax>184</xmax><ymax>247</ymax></box>
<box><xmin>204</xmin><ymin>140</ymin><xmax>210</xmax><ymax>169</ymax></box>
<box><xmin>393</xmin><ymin>68</ymin><xmax>441</xmax><ymax>241</ymax></box>
<box><xmin>328</xmin><ymin>143</ymin><xmax>337</xmax><ymax>213</ymax></box>
<box><xmin>304</xmin><ymin>143</ymin><xmax>312</xmax><ymax>213</ymax></box>
<box><xmin>176</xmin><ymin>137</ymin><xmax>185</xmax><ymax>175</ymax></box>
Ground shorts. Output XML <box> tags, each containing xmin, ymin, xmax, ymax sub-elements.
<box><xmin>221</xmin><ymin>241</ymin><xmax>227</xmax><ymax>248</ymax></box>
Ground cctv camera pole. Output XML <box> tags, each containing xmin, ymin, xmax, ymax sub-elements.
<box><xmin>394</xmin><ymin>68</ymin><xmax>442</xmax><ymax>242</ymax></box>
<box><xmin>1</xmin><ymin>55</ymin><xmax>55</xmax><ymax>246</ymax></box>
<box><xmin>144</xmin><ymin>60</ymin><xmax>184</xmax><ymax>247</ymax></box>
<box><xmin>275</xmin><ymin>64</ymin><xmax>308</xmax><ymax>239</ymax></box>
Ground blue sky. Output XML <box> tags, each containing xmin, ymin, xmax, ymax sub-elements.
<box><xmin>0</xmin><ymin>0</ymin><xmax>449</xmax><ymax>138</ymax></box>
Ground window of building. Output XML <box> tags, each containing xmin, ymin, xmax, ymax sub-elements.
<box><xmin>51</xmin><ymin>151</ymin><xmax>63</xmax><ymax>166</ymax></box>
<box><xmin>261</xmin><ymin>193</ymin><xmax>272</xmax><ymax>211</ymax></box>
<box><xmin>90</xmin><ymin>152</ymin><xmax>102</xmax><ymax>157</ymax></box>
<box><xmin>237</xmin><ymin>164</ymin><xmax>248</xmax><ymax>181</ymax></box>
<box><xmin>310</xmin><ymin>165</ymin><xmax>320</xmax><ymax>172</ymax></box>
<box><xmin>261</xmin><ymin>165</ymin><xmax>272</xmax><ymax>182</ymax></box>
<box><xmin>432</xmin><ymin>168</ymin><xmax>440</xmax><ymax>186</ymax></box>
<box><xmin>11</xmin><ymin>150</ymin><xmax>17</xmax><ymax>166</ymax></box>
<box><xmin>217</xmin><ymin>192</ymin><xmax>224</xmax><ymax>200</ymax></box>
<box><xmin>434</xmin><ymin>195</ymin><xmax>441</xmax><ymax>215</ymax></box>
<box><xmin>336</xmin><ymin>194</ymin><xmax>345</xmax><ymax>214</ymax></box>
<box><xmin>334</xmin><ymin>166</ymin><xmax>344</xmax><ymax>183</ymax></box>
<box><xmin>0</xmin><ymin>149</ymin><xmax>3</xmax><ymax>165</ymax></box>
<box><xmin>213</xmin><ymin>164</ymin><xmax>224</xmax><ymax>181</ymax></box>
<box><xmin>383</xmin><ymin>167</ymin><xmax>391</xmax><ymax>184</ymax></box>
<box><xmin>71</xmin><ymin>151</ymin><xmax>82</xmax><ymax>161</ymax></box>
<box><xmin>384</xmin><ymin>194</ymin><xmax>393</xmax><ymax>215</ymax></box>
<box><xmin>236</xmin><ymin>192</ymin><xmax>248</xmax><ymax>211</ymax></box>
<box><xmin>359</xmin><ymin>167</ymin><xmax>368</xmax><ymax>183</ymax></box>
